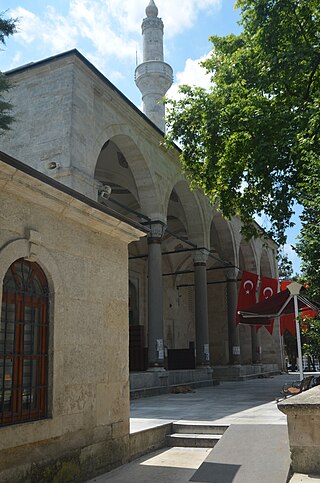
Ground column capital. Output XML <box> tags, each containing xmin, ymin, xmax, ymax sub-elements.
<box><xmin>193</xmin><ymin>249</ymin><xmax>209</xmax><ymax>266</ymax></box>
<box><xmin>148</xmin><ymin>220</ymin><xmax>166</xmax><ymax>243</ymax></box>
<box><xmin>225</xmin><ymin>267</ymin><xmax>240</xmax><ymax>281</ymax></box>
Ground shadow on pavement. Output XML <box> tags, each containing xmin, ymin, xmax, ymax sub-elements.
<box><xmin>190</xmin><ymin>462</ymin><xmax>241</xmax><ymax>483</ymax></box>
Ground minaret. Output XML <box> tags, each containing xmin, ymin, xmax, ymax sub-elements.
<box><xmin>135</xmin><ymin>0</ymin><xmax>173</xmax><ymax>132</ymax></box>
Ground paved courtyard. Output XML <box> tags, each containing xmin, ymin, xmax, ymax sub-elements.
<box><xmin>130</xmin><ymin>372</ymin><xmax>292</xmax><ymax>433</ymax></box>
<box><xmin>89</xmin><ymin>373</ymin><xmax>320</xmax><ymax>483</ymax></box>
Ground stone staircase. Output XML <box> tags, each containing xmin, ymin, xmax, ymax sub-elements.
<box><xmin>167</xmin><ymin>422</ymin><xmax>229</xmax><ymax>448</ymax></box>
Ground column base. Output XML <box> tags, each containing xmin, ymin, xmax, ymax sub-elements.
<box><xmin>213</xmin><ymin>364</ymin><xmax>281</xmax><ymax>381</ymax></box>
<box><xmin>147</xmin><ymin>366</ymin><xmax>166</xmax><ymax>372</ymax></box>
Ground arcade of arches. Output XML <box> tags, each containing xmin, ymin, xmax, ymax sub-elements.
<box><xmin>94</xmin><ymin>133</ymin><xmax>281</xmax><ymax>374</ymax></box>
<box><xmin>1</xmin><ymin>51</ymin><xmax>282</xmax><ymax>381</ymax></box>
<box><xmin>0</xmin><ymin>47</ymin><xmax>284</xmax><ymax>480</ymax></box>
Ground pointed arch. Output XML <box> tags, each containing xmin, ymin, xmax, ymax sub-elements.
<box><xmin>92</xmin><ymin>125</ymin><xmax>161</xmax><ymax>216</ymax></box>
<box><xmin>260</xmin><ymin>249</ymin><xmax>274</xmax><ymax>278</ymax></box>
<box><xmin>210</xmin><ymin>211</ymin><xmax>237</xmax><ymax>266</ymax></box>
<box><xmin>165</xmin><ymin>179</ymin><xmax>208</xmax><ymax>247</ymax></box>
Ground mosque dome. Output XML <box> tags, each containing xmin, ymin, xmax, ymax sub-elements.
<box><xmin>146</xmin><ymin>0</ymin><xmax>158</xmax><ymax>18</ymax></box>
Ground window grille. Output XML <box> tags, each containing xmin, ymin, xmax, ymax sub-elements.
<box><xmin>0</xmin><ymin>259</ymin><xmax>49</xmax><ymax>426</ymax></box>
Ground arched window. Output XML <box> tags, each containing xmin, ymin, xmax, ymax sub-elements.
<box><xmin>0</xmin><ymin>259</ymin><xmax>49</xmax><ymax>426</ymax></box>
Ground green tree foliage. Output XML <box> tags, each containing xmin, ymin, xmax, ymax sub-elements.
<box><xmin>301</xmin><ymin>315</ymin><xmax>320</xmax><ymax>361</ymax></box>
<box><xmin>296</xmin><ymin>159</ymin><xmax>320</xmax><ymax>300</ymax></box>
<box><xmin>165</xmin><ymin>0</ymin><xmax>320</xmax><ymax>249</ymax></box>
<box><xmin>0</xmin><ymin>11</ymin><xmax>17</xmax><ymax>134</ymax></box>
<box><xmin>277</xmin><ymin>251</ymin><xmax>294</xmax><ymax>280</ymax></box>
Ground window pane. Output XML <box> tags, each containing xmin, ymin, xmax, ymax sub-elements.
<box><xmin>1</xmin><ymin>260</ymin><xmax>49</xmax><ymax>425</ymax></box>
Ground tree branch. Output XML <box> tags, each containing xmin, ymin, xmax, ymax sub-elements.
<box><xmin>292</xmin><ymin>6</ymin><xmax>311</xmax><ymax>49</ymax></box>
<box><xmin>305</xmin><ymin>55</ymin><xmax>320</xmax><ymax>101</ymax></box>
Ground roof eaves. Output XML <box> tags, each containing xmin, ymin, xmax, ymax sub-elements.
<box><xmin>0</xmin><ymin>150</ymin><xmax>149</xmax><ymax>235</ymax></box>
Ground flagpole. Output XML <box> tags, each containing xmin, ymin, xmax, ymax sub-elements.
<box><xmin>294</xmin><ymin>294</ymin><xmax>304</xmax><ymax>381</ymax></box>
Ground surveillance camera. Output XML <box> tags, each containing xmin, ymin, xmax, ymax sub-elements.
<box><xmin>47</xmin><ymin>161</ymin><xmax>60</xmax><ymax>170</ymax></box>
<box><xmin>98</xmin><ymin>185</ymin><xmax>112</xmax><ymax>201</ymax></box>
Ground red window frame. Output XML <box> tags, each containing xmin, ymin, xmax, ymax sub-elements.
<box><xmin>0</xmin><ymin>259</ymin><xmax>49</xmax><ymax>426</ymax></box>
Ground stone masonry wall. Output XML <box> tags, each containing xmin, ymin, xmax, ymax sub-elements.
<box><xmin>0</xmin><ymin>161</ymin><xmax>143</xmax><ymax>481</ymax></box>
<box><xmin>278</xmin><ymin>385</ymin><xmax>320</xmax><ymax>475</ymax></box>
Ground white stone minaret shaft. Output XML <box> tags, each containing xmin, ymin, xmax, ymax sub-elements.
<box><xmin>135</xmin><ymin>0</ymin><xmax>173</xmax><ymax>132</ymax></box>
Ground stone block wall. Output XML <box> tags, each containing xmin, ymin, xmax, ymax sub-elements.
<box><xmin>278</xmin><ymin>385</ymin><xmax>320</xmax><ymax>475</ymax></box>
<box><xmin>0</xmin><ymin>157</ymin><xmax>144</xmax><ymax>481</ymax></box>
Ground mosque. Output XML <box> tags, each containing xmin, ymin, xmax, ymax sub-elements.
<box><xmin>0</xmin><ymin>1</ymin><xmax>282</xmax><ymax>479</ymax></box>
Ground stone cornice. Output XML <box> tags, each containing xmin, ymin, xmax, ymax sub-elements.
<box><xmin>0</xmin><ymin>154</ymin><xmax>147</xmax><ymax>244</ymax></box>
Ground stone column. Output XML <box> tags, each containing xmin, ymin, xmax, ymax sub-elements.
<box><xmin>147</xmin><ymin>222</ymin><xmax>165</xmax><ymax>369</ymax></box>
<box><xmin>193</xmin><ymin>249</ymin><xmax>210</xmax><ymax>366</ymax></box>
<box><xmin>225</xmin><ymin>268</ymin><xmax>241</xmax><ymax>364</ymax></box>
<box><xmin>251</xmin><ymin>326</ymin><xmax>262</xmax><ymax>363</ymax></box>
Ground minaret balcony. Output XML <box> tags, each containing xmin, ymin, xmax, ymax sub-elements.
<box><xmin>135</xmin><ymin>61</ymin><xmax>173</xmax><ymax>95</ymax></box>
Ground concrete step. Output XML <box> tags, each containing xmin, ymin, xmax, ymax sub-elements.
<box><xmin>172</xmin><ymin>422</ymin><xmax>228</xmax><ymax>435</ymax></box>
<box><xmin>167</xmin><ymin>423</ymin><xmax>229</xmax><ymax>448</ymax></box>
<box><xmin>167</xmin><ymin>432</ymin><xmax>223</xmax><ymax>448</ymax></box>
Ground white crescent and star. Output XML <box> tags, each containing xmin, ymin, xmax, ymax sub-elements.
<box><xmin>244</xmin><ymin>280</ymin><xmax>254</xmax><ymax>294</ymax></box>
<box><xmin>263</xmin><ymin>287</ymin><xmax>273</xmax><ymax>299</ymax></box>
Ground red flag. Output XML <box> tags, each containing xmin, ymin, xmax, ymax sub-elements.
<box><xmin>281</xmin><ymin>281</ymin><xmax>292</xmax><ymax>290</ymax></box>
<box><xmin>280</xmin><ymin>313</ymin><xmax>296</xmax><ymax>336</ymax></box>
<box><xmin>279</xmin><ymin>281</ymin><xmax>316</xmax><ymax>335</ymax></box>
<box><xmin>259</xmin><ymin>277</ymin><xmax>279</xmax><ymax>301</ymax></box>
<box><xmin>259</xmin><ymin>277</ymin><xmax>279</xmax><ymax>335</ymax></box>
<box><xmin>280</xmin><ymin>281</ymin><xmax>295</xmax><ymax>335</ymax></box>
<box><xmin>236</xmin><ymin>271</ymin><xmax>259</xmax><ymax>325</ymax></box>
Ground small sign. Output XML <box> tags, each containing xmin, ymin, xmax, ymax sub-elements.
<box><xmin>157</xmin><ymin>339</ymin><xmax>164</xmax><ymax>351</ymax></box>
<box><xmin>233</xmin><ymin>346</ymin><xmax>240</xmax><ymax>355</ymax></box>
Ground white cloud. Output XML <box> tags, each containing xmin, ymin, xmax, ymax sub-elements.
<box><xmin>12</xmin><ymin>6</ymin><xmax>78</xmax><ymax>52</ymax></box>
<box><xmin>69</xmin><ymin>0</ymin><xmax>137</xmax><ymax>59</ymax></box>
<box><xmin>109</xmin><ymin>71</ymin><xmax>125</xmax><ymax>82</ymax></box>
<box><xmin>12</xmin><ymin>7</ymin><xmax>43</xmax><ymax>44</ymax></box>
<box><xmin>167</xmin><ymin>54</ymin><xmax>212</xmax><ymax>101</ymax></box>
<box><xmin>10</xmin><ymin>0</ymin><xmax>222</xmax><ymax>61</ymax></box>
<box><xmin>87</xmin><ymin>0</ymin><xmax>222</xmax><ymax>38</ymax></box>
<box><xmin>9</xmin><ymin>51</ymin><xmax>22</xmax><ymax>70</ymax></box>
<box><xmin>160</xmin><ymin>0</ymin><xmax>222</xmax><ymax>38</ymax></box>
<box><xmin>41</xmin><ymin>6</ymin><xmax>78</xmax><ymax>52</ymax></box>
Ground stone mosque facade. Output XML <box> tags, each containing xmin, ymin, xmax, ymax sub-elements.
<box><xmin>0</xmin><ymin>0</ymin><xmax>282</xmax><ymax>479</ymax></box>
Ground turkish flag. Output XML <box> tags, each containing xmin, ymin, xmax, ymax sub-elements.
<box><xmin>279</xmin><ymin>281</ymin><xmax>316</xmax><ymax>335</ymax></box>
<box><xmin>280</xmin><ymin>281</ymin><xmax>296</xmax><ymax>335</ymax></box>
<box><xmin>281</xmin><ymin>281</ymin><xmax>292</xmax><ymax>290</ymax></box>
<box><xmin>236</xmin><ymin>271</ymin><xmax>259</xmax><ymax>325</ymax></box>
<box><xmin>258</xmin><ymin>277</ymin><xmax>279</xmax><ymax>335</ymax></box>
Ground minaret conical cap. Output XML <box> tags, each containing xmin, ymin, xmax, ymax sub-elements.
<box><xmin>146</xmin><ymin>0</ymin><xmax>158</xmax><ymax>18</ymax></box>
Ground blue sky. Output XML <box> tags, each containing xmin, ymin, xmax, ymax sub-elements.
<box><xmin>1</xmin><ymin>0</ymin><xmax>301</xmax><ymax>272</ymax></box>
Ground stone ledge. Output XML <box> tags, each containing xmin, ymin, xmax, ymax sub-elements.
<box><xmin>278</xmin><ymin>385</ymin><xmax>320</xmax><ymax>475</ymax></box>
<box><xmin>129</xmin><ymin>368</ymin><xmax>219</xmax><ymax>399</ymax></box>
<box><xmin>213</xmin><ymin>364</ymin><xmax>281</xmax><ymax>381</ymax></box>
<box><xmin>130</xmin><ymin>379</ymin><xmax>219</xmax><ymax>399</ymax></box>
<box><xmin>129</xmin><ymin>423</ymin><xmax>172</xmax><ymax>462</ymax></box>
<box><xmin>278</xmin><ymin>385</ymin><xmax>320</xmax><ymax>411</ymax></box>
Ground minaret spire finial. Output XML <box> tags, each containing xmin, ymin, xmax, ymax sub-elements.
<box><xmin>135</xmin><ymin>1</ymin><xmax>173</xmax><ymax>132</ymax></box>
<box><xmin>146</xmin><ymin>0</ymin><xmax>158</xmax><ymax>18</ymax></box>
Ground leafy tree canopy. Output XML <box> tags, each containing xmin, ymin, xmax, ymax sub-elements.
<box><xmin>165</xmin><ymin>0</ymin><xmax>320</xmax><ymax>248</ymax></box>
<box><xmin>296</xmin><ymin>156</ymin><xmax>320</xmax><ymax>299</ymax></box>
<box><xmin>277</xmin><ymin>251</ymin><xmax>294</xmax><ymax>281</ymax></box>
<box><xmin>0</xmin><ymin>11</ymin><xmax>17</xmax><ymax>134</ymax></box>
<box><xmin>301</xmin><ymin>314</ymin><xmax>320</xmax><ymax>361</ymax></box>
